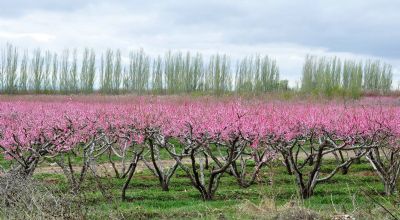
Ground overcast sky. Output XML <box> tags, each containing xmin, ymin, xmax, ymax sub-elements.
<box><xmin>0</xmin><ymin>0</ymin><xmax>399</xmax><ymax>87</ymax></box>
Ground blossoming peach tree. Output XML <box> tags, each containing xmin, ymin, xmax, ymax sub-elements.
<box><xmin>0</xmin><ymin>98</ymin><xmax>398</xmax><ymax>200</ymax></box>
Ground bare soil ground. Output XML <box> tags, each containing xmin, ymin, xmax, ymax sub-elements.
<box><xmin>35</xmin><ymin>159</ymin><xmax>186</xmax><ymax>176</ymax></box>
<box><xmin>34</xmin><ymin>152</ymin><xmax>344</xmax><ymax>176</ymax></box>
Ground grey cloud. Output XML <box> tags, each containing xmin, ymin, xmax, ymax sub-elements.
<box><xmin>2</xmin><ymin>0</ymin><xmax>399</xmax><ymax>59</ymax></box>
<box><xmin>0</xmin><ymin>0</ymin><xmax>399</xmax><ymax>84</ymax></box>
<box><xmin>154</xmin><ymin>0</ymin><xmax>400</xmax><ymax>58</ymax></box>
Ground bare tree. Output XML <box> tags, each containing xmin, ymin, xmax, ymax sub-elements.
<box><xmin>19</xmin><ymin>51</ymin><xmax>28</xmax><ymax>93</ymax></box>
<box><xmin>31</xmin><ymin>49</ymin><xmax>44</xmax><ymax>93</ymax></box>
<box><xmin>229</xmin><ymin>144</ymin><xmax>275</xmax><ymax>188</ymax></box>
<box><xmin>272</xmin><ymin>132</ymin><xmax>372</xmax><ymax>199</ymax></box>
<box><xmin>4</xmin><ymin>44</ymin><xmax>18</xmax><ymax>94</ymax></box>
<box><xmin>366</xmin><ymin>143</ymin><xmax>400</xmax><ymax>195</ymax></box>
<box><xmin>166</xmin><ymin>126</ymin><xmax>247</xmax><ymax>200</ymax></box>
<box><xmin>143</xmin><ymin>130</ymin><xmax>179</xmax><ymax>191</ymax></box>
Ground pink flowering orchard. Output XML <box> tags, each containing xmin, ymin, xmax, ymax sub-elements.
<box><xmin>0</xmin><ymin>97</ymin><xmax>399</xmax><ymax>199</ymax></box>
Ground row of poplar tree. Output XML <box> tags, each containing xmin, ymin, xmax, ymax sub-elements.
<box><xmin>301</xmin><ymin>55</ymin><xmax>393</xmax><ymax>97</ymax></box>
<box><xmin>0</xmin><ymin>44</ymin><xmax>393</xmax><ymax>95</ymax></box>
<box><xmin>0</xmin><ymin>44</ymin><xmax>285</xmax><ymax>95</ymax></box>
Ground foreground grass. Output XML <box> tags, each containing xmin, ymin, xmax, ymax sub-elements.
<box><xmin>27</xmin><ymin>159</ymin><xmax>400</xmax><ymax>219</ymax></box>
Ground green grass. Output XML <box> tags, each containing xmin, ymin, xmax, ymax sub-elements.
<box><xmin>2</xmin><ymin>150</ymin><xmax>399</xmax><ymax>219</ymax></box>
<box><xmin>25</xmin><ymin>158</ymin><xmax>400</xmax><ymax>219</ymax></box>
<box><xmin>0</xmin><ymin>154</ymin><xmax>13</xmax><ymax>170</ymax></box>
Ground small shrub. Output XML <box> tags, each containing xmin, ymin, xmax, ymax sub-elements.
<box><xmin>0</xmin><ymin>172</ymin><xmax>82</xmax><ymax>219</ymax></box>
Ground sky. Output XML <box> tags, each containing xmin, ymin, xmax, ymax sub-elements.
<box><xmin>0</xmin><ymin>0</ymin><xmax>399</xmax><ymax>88</ymax></box>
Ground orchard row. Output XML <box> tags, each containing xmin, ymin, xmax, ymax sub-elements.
<box><xmin>0</xmin><ymin>98</ymin><xmax>399</xmax><ymax>200</ymax></box>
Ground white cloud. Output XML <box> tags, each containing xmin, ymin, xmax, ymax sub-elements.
<box><xmin>0</xmin><ymin>31</ymin><xmax>55</xmax><ymax>42</ymax></box>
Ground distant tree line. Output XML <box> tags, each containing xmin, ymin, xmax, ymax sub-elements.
<box><xmin>301</xmin><ymin>55</ymin><xmax>393</xmax><ymax>97</ymax></box>
<box><xmin>0</xmin><ymin>44</ymin><xmax>287</xmax><ymax>95</ymax></box>
<box><xmin>0</xmin><ymin>44</ymin><xmax>394</xmax><ymax>96</ymax></box>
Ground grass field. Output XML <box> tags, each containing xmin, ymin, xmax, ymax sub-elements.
<box><xmin>17</xmin><ymin>157</ymin><xmax>398</xmax><ymax>219</ymax></box>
